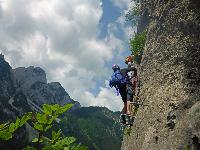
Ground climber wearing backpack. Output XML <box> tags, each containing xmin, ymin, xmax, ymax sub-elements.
<box><xmin>109</xmin><ymin>63</ymin><xmax>137</xmax><ymax>126</ymax></box>
<box><xmin>109</xmin><ymin>64</ymin><xmax>128</xmax><ymax>125</ymax></box>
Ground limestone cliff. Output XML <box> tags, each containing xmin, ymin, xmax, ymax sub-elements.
<box><xmin>122</xmin><ymin>0</ymin><xmax>200</xmax><ymax>149</ymax></box>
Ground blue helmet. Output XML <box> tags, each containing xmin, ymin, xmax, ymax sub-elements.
<box><xmin>112</xmin><ymin>64</ymin><xmax>120</xmax><ymax>71</ymax></box>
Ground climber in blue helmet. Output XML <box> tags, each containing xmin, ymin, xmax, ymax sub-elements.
<box><xmin>109</xmin><ymin>64</ymin><xmax>129</xmax><ymax>125</ymax></box>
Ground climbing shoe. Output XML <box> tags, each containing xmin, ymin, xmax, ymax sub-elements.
<box><xmin>128</xmin><ymin>115</ymin><xmax>135</xmax><ymax>126</ymax></box>
<box><xmin>120</xmin><ymin>114</ymin><xmax>127</xmax><ymax>125</ymax></box>
<box><xmin>125</xmin><ymin>115</ymin><xmax>130</xmax><ymax>125</ymax></box>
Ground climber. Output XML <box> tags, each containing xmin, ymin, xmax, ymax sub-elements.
<box><xmin>125</xmin><ymin>55</ymin><xmax>140</xmax><ymax>97</ymax></box>
<box><xmin>122</xmin><ymin>55</ymin><xmax>138</xmax><ymax>126</ymax></box>
<box><xmin>109</xmin><ymin>62</ymin><xmax>137</xmax><ymax>126</ymax></box>
<box><xmin>109</xmin><ymin>64</ymin><xmax>128</xmax><ymax>125</ymax></box>
<box><xmin>125</xmin><ymin>56</ymin><xmax>139</xmax><ymax>123</ymax></box>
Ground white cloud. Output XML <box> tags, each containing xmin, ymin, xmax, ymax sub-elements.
<box><xmin>82</xmin><ymin>81</ymin><xmax>123</xmax><ymax>111</ymax></box>
<box><xmin>0</xmin><ymin>0</ymin><xmax>133</xmax><ymax>111</ymax></box>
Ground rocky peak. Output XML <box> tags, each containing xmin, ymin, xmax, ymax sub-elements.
<box><xmin>0</xmin><ymin>54</ymin><xmax>14</xmax><ymax>97</ymax></box>
<box><xmin>0</xmin><ymin>53</ymin><xmax>5</xmax><ymax>61</ymax></box>
<box><xmin>0</xmin><ymin>55</ymin><xmax>79</xmax><ymax>111</ymax></box>
<box><xmin>13</xmin><ymin>66</ymin><xmax>47</xmax><ymax>92</ymax></box>
<box><xmin>0</xmin><ymin>53</ymin><xmax>12</xmax><ymax>76</ymax></box>
<box><xmin>27</xmin><ymin>81</ymin><xmax>75</xmax><ymax>106</ymax></box>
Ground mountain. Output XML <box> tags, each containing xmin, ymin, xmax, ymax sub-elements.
<box><xmin>0</xmin><ymin>54</ymin><xmax>15</xmax><ymax>97</ymax></box>
<box><xmin>122</xmin><ymin>0</ymin><xmax>200</xmax><ymax>150</ymax></box>
<box><xmin>0</xmin><ymin>54</ymin><xmax>122</xmax><ymax>150</ymax></box>
<box><xmin>60</xmin><ymin>107</ymin><xmax>122</xmax><ymax>150</ymax></box>
<box><xmin>0</xmin><ymin>54</ymin><xmax>80</xmax><ymax>118</ymax></box>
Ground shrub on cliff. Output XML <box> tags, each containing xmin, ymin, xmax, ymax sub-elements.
<box><xmin>129</xmin><ymin>31</ymin><xmax>146</xmax><ymax>64</ymax></box>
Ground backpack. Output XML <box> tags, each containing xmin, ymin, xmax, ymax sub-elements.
<box><xmin>110</xmin><ymin>70</ymin><xmax>126</xmax><ymax>89</ymax></box>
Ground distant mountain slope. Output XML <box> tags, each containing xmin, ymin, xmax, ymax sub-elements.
<box><xmin>60</xmin><ymin>107</ymin><xmax>122</xmax><ymax>150</ymax></box>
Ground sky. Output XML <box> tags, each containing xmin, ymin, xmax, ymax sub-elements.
<box><xmin>0</xmin><ymin>0</ymin><xmax>136</xmax><ymax>111</ymax></box>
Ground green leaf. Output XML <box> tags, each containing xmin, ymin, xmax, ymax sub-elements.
<box><xmin>64</xmin><ymin>147</ymin><xmax>70</xmax><ymax>150</ymax></box>
<box><xmin>15</xmin><ymin>117</ymin><xmax>21</xmax><ymax>126</ymax></box>
<box><xmin>36</xmin><ymin>113</ymin><xmax>48</xmax><ymax>124</ymax></box>
<box><xmin>51</xmin><ymin>104</ymin><xmax>60</xmax><ymax>112</ymax></box>
<box><xmin>33</xmin><ymin>122</ymin><xmax>44</xmax><ymax>131</ymax></box>
<box><xmin>42</xmin><ymin>104</ymin><xmax>52</xmax><ymax>115</ymax></box>
<box><xmin>0</xmin><ymin>123</ymin><xmax>9</xmax><ymax>130</ymax></box>
<box><xmin>32</xmin><ymin>138</ymin><xmax>43</xmax><ymax>143</ymax></box>
<box><xmin>44</xmin><ymin>125</ymin><xmax>52</xmax><ymax>132</ymax></box>
<box><xmin>53</xmin><ymin>137</ymin><xmax>76</xmax><ymax>148</ymax></box>
<box><xmin>9</xmin><ymin>117</ymin><xmax>20</xmax><ymax>133</ymax></box>
<box><xmin>0</xmin><ymin>130</ymin><xmax>12</xmax><ymax>140</ymax></box>
<box><xmin>47</xmin><ymin>117</ymin><xmax>55</xmax><ymax>125</ymax></box>
<box><xmin>20</xmin><ymin>112</ymin><xmax>32</xmax><ymax>127</ymax></box>
<box><xmin>52</xmin><ymin>130</ymin><xmax>61</xmax><ymax>141</ymax></box>
<box><xmin>32</xmin><ymin>138</ymin><xmax>39</xmax><ymax>143</ymax></box>
<box><xmin>60</xmin><ymin>104</ymin><xmax>73</xmax><ymax>114</ymax></box>
<box><xmin>8</xmin><ymin>123</ymin><xmax>16</xmax><ymax>133</ymax></box>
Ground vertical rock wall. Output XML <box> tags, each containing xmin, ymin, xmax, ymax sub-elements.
<box><xmin>122</xmin><ymin>0</ymin><xmax>200</xmax><ymax>149</ymax></box>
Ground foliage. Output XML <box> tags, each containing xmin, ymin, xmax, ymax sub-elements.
<box><xmin>0</xmin><ymin>112</ymin><xmax>32</xmax><ymax>140</ymax></box>
<box><xmin>129</xmin><ymin>31</ymin><xmax>146</xmax><ymax>64</ymax></box>
<box><xmin>0</xmin><ymin>103</ymin><xmax>88</xmax><ymax>150</ymax></box>
<box><xmin>32</xmin><ymin>104</ymin><xmax>73</xmax><ymax>133</ymax></box>
<box><xmin>123</xmin><ymin>126</ymin><xmax>132</xmax><ymax>136</ymax></box>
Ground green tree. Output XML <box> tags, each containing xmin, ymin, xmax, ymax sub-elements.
<box><xmin>0</xmin><ymin>103</ymin><xmax>88</xmax><ymax>150</ymax></box>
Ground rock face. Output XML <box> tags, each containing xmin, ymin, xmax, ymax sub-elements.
<box><xmin>12</xmin><ymin>66</ymin><xmax>75</xmax><ymax>107</ymax></box>
<box><xmin>122</xmin><ymin>0</ymin><xmax>200</xmax><ymax>150</ymax></box>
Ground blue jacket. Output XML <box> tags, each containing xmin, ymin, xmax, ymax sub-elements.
<box><xmin>109</xmin><ymin>70</ymin><xmax>126</xmax><ymax>89</ymax></box>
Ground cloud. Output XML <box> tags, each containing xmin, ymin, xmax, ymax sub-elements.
<box><xmin>82</xmin><ymin>80</ymin><xmax>123</xmax><ymax>111</ymax></box>
<box><xmin>0</xmin><ymin>0</ymin><xmax>132</xmax><ymax>111</ymax></box>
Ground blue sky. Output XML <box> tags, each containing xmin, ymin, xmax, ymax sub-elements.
<box><xmin>99</xmin><ymin>0</ymin><xmax>121</xmax><ymax>38</ymax></box>
<box><xmin>93</xmin><ymin>0</ymin><xmax>132</xmax><ymax>94</ymax></box>
<box><xmin>0</xmin><ymin>0</ymin><xmax>135</xmax><ymax>111</ymax></box>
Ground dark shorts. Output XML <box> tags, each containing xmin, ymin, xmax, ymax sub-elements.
<box><xmin>126</xmin><ymin>84</ymin><xmax>134</xmax><ymax>102</ymax></box>
<box><xmin>119</xmin><ymin>84</ymin><xmax>134</xmax><ymax>103</ymax></box>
